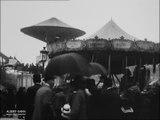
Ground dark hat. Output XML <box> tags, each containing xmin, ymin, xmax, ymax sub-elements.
<box><xmin>86</xmin><ymin>78</ymin><xmax>95</xmax><ymax>88</ymax></box>
<box><xmin>125</xmin><ymin>68</ymin><xmax>131</xmax><ymax>76</ymax></box>
<box><xmin>70</xmin><ymin>75</ymin><xmax>85</xmax><ymax>89</ymax></box>
<box><xmin>43</xmin><ymin>75</ymin><xmax>55</xmax><ymax>82</ymax></box>
<box><xmin>33</xmin><ymin>74</ymin><xmax>41</xmax><ymax>83</ymax></box>
<box><xmin>103</xmin><ymin>77</ymin><xmax>112</xmax><ymax>87</ymax></box>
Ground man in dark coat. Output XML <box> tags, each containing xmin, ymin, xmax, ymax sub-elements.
<box><xmin>32</xmin><ymin>76</ymin><xmax>55</xmax><ymax>120</ymax></box>
<box><xmin>25</xmin><ymin>73</ymin><xmax>41</xmax><ymax>120</ymax></box>
<box><xmin>120</xmin><ymin>68</ymin><xmax>133</xmax><ymax>93</ymax></box>
<box><xmin>101</xmin><ymin>75</ymin><xmax>122</xmax><ymax>119</ymax></box>
<box><xmin>85</xmin><ymin>78</ymin><xmax>103</xmax><ymax>119</ymax></box>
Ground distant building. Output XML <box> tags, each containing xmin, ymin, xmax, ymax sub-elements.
<box><xmin>4</xmin><ymin>70</ymin><xmax>33</xmax><ymax>90</ymax></box>
<box><xmin>36</xmin><ymin>54</ymin><xmax>49</xmax><ymax>69</ymax></box>
<box><xmin>0</xmin><ymin>52</ymin><xmax>9</xmax><ymax>66</ymax></box>
<box><xmin>5</xmin><ymin>56</ymin><xmax>21</xmax><ymax>67</ymax></box>
<box><xmin>0</xmin><ymin>54</ymin><xmax>33</xmax><ymax>89</ymax></box>
<box><xmin>16</xmin><ymin>71</ymin><xmax>33</xmax><ymax>89</ymax></box>
<box><xmin>36</xmin><ymin>55</ymin><xmax>41</xmax><ymax>65</ymax></box>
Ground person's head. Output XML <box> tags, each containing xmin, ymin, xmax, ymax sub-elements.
<box><xmin>70</xmin><ymin>74</ymin><xmax>85</xmax><ymax>89</ymax></box>
<box><xmin>85</xmin><ymin>78</ymin><xmax>97</xmax><ymax>95</ymax></box>
<box><xmin>101</xmin><ymin>75</ymin><xmax>112</xmax><ymax>88</ymax></box>
<box><xmin>33</xmin><ymin>74</ymin><xmax>41</xmax><ymax>84</ymax></box>
<box><xmin>125</xmin><ymin>69</ymin><xmax>131</xmax><ymax>77</ymax></box>
<box><xmin>141</xmin><ymin>66</ymin><xmax>146</xmax><ymax>77</ymax></box>
<box><xmin>43</xmin><ymin>75</ymin><xmax>55</xmax><ymax>88</ymax></box>
<box><xmin>18</xmin><ymin>87</ymin><xmax>26</xmax><ymax>93</ymax></box>
<box><xmin>86</xmin><ymin>78</ymin><xmax>95</xmax><ymax>88</ymax></box>
<box><xmin>53</xmin><ymin>75</ymin><xmax>66</xmax><ymax>89</ymax></box>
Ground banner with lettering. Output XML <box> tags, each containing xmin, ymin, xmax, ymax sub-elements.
<box><xmin>111</xmin><ymin>39</ymin><xmax>132</xmax><ymax>51</ymax></box>
<box><xmin>65</xmin><ymin>40</ymin><xmax>86</xmax><ymax>51</ymax></box>
<box><xmin>85</xmin><ymin>39</ymin><xmax>111</xmax><ymax>50</ymax></box>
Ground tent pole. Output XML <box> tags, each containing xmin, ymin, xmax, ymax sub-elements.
<box><xmin>122</xmin><ymin>58</ymin><xmax>125</xmax><ymax>75</ymax></box>
<box><xmin>114</xmin><ymin>74</ymin><xmax>120</xmax><ymax>83</ymax></box>
<box><xmin>152</xmin><ymin>57</ymin><xmax>156</xmax><ymax>73</ymax></box>
<box><xmin>133</xmin><ymin>59</ymin><xmax>137</xmax><ymax>85</ymax></box>
<box><xmin>111</xmin><ymin>74</ymin><xmax>116</xmax><ymax>87</ymax></box>
<box><xmin>45</xmin><ymin>33</ymin><xmax>48</xmax><ymax>42</ymax></box>
<box><xmin>91</xmin><ymin>55</ymin><xmax>95</xmax><ymax>62</ymax></box>
<box><xmin>138</xmin><ymin>56</ymin><xmax>142</xmax><ymax>86</ymax></box>
<box><xmin>125</xmin><ymin>55</ymin><xmax>128</xmax><ymax>85</ymax></box>
<box><xmin>108</xmin><ymin>55</ymin><xmax>111</xmax><ymax>78</ymax></box>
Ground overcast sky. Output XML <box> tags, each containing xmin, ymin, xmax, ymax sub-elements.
<box><xmin>1</xmin><ymin>0</ymin><xmax>159</xmax><ymax>64</ymax></box>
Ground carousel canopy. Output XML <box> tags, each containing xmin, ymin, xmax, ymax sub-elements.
<box><xmin>21</xmin><ymin>17</ymin><xmax>86</xmax><ymax>43</ymax></box>
<box><xmin>88</xmin><ymin>19</ymin><xmax>139</xmax><ymax>40</ymax></box>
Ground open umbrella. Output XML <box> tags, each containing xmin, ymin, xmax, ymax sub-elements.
<box><xmin>44</xmin><ymin>53</ymin><xmax>92</xmax><ymax>79</ymax></box>
<box><xmin>21</xmin><ymin>17</ymin><xmax>86</xmax><ymax>43</ymax></box>
<box><xmin>90</xmin><ymin>62</ymin><xmax>108</xmax><ymax>75</ymax></box>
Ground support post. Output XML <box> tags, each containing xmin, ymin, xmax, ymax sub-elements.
<box><xmin>108</xmin><ymin>55</ymin><xmax>111</xmax><ymax>78</ymax></box>
<box><xmin>111</xmin><ymin>74</ymin><xmax>116</xmax><ymax>87</ymax></box>
<box><xmin>122</xmin><ymin>58</ymin><xmax>125</xmax><ymax>74</ymax></box>
<box><xmin>114</xmin><ymin>74</ymin><xmax>120</xmax><ymax>83</ymax></box>
<box><xmin>125</xmin><ymin>56</ymin><xmax>128</xmax><ymax>85</ymax></box>
<box><xmin>152</xmin><ymin>57</ymin><xmax>156</xmax><ymax>73</ymax></box>
<box><xmin>138</xmin><ymin>57</ymin><xmax>142</xmax><ymax>86</ymax></box>
<box><xmin>91</xmin><ymin>55</ymin><xmax>95</xmax><ymax>62</ymax></box>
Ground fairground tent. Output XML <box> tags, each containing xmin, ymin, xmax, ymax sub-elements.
<box><xmin>87</xmin><ymin>19</ymin><xmax>139</xmax><ymax>40</ymax></box>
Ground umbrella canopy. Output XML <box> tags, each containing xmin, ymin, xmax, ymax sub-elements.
<box><xmin>21</xmin><ymin>17</ymin><xmax>86</xmax><ymax>43</ymax></box>
<box><xmin>90</xmin><ymin>62</ymin><xmax>108</xmax><ymax>75</ymax></box>
<box><xmin>44</xmin><ymin>53</ymin><xmax>92</xmax><ymax>79</ymax></box>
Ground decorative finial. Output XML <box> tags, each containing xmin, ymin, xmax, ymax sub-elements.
<box><xmin>144</xmin><ymin>38</ymin><xmax>147</xmax><ymax>41</ymax></box>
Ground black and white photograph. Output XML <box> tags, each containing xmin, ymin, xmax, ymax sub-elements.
<box><xmin>1</xmin><ymin>0</ymin><xmax>159</xmax><ymax>119</ymax></box>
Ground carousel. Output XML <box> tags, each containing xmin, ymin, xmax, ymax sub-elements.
<box><xmin>21</xmin><ymin>17</ymin><xmax>160</xmax><ymax>86</ymax></box>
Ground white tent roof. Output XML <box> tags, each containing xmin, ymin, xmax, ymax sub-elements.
<box><xmin>35</xmin><ymin>17</ymin><xmax>73</xmax><ymax>28</ymax></box>
<box><xmin>88</xmin><ymin>19</ymin><xmax>139</xmax><ymax>40</ymax></box>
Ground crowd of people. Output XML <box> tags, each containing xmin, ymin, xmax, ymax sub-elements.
<box><xmin>0</xmin><ymin>74</ymin><xmax>42</xmax><ymax>119</ymax></box>
<box><xmin>0</xmin><ymin>67</ymin><xmax>159</xmax><ymax>120</ymax></box>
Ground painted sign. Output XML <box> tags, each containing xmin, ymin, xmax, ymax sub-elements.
<box><xmin>66</xmin><ymin>41</ymin><xmax>82</xmax><ymax>49</ymax></box>
<box><xmin>154</xmin><ymin>43</ymin><xmax>160</xmax><ymax>53</ymax></box>
<box><xmin>86</xmin><ymin>39</ymin><xmax>109</xmax><ymax>49</ymax></box>
<box><xmin>47</xmin><ymin>42</ymin><xmax>65</xmax><ymax>54</ymax></box>
<box><xmin>136</xmin><ymin>41</ymin><xmax>154</xmax><ymax>51</ymax></box>
<box><xmin>112</xmin><ymin>40</ymin><xmax>132</xmax><ymax>50</ymax></box>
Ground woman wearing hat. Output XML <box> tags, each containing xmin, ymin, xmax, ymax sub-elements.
<box><xmin>61</xmin><ymin>75</ymin><xmax>88</xmax><ymax>120</ymax></box>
